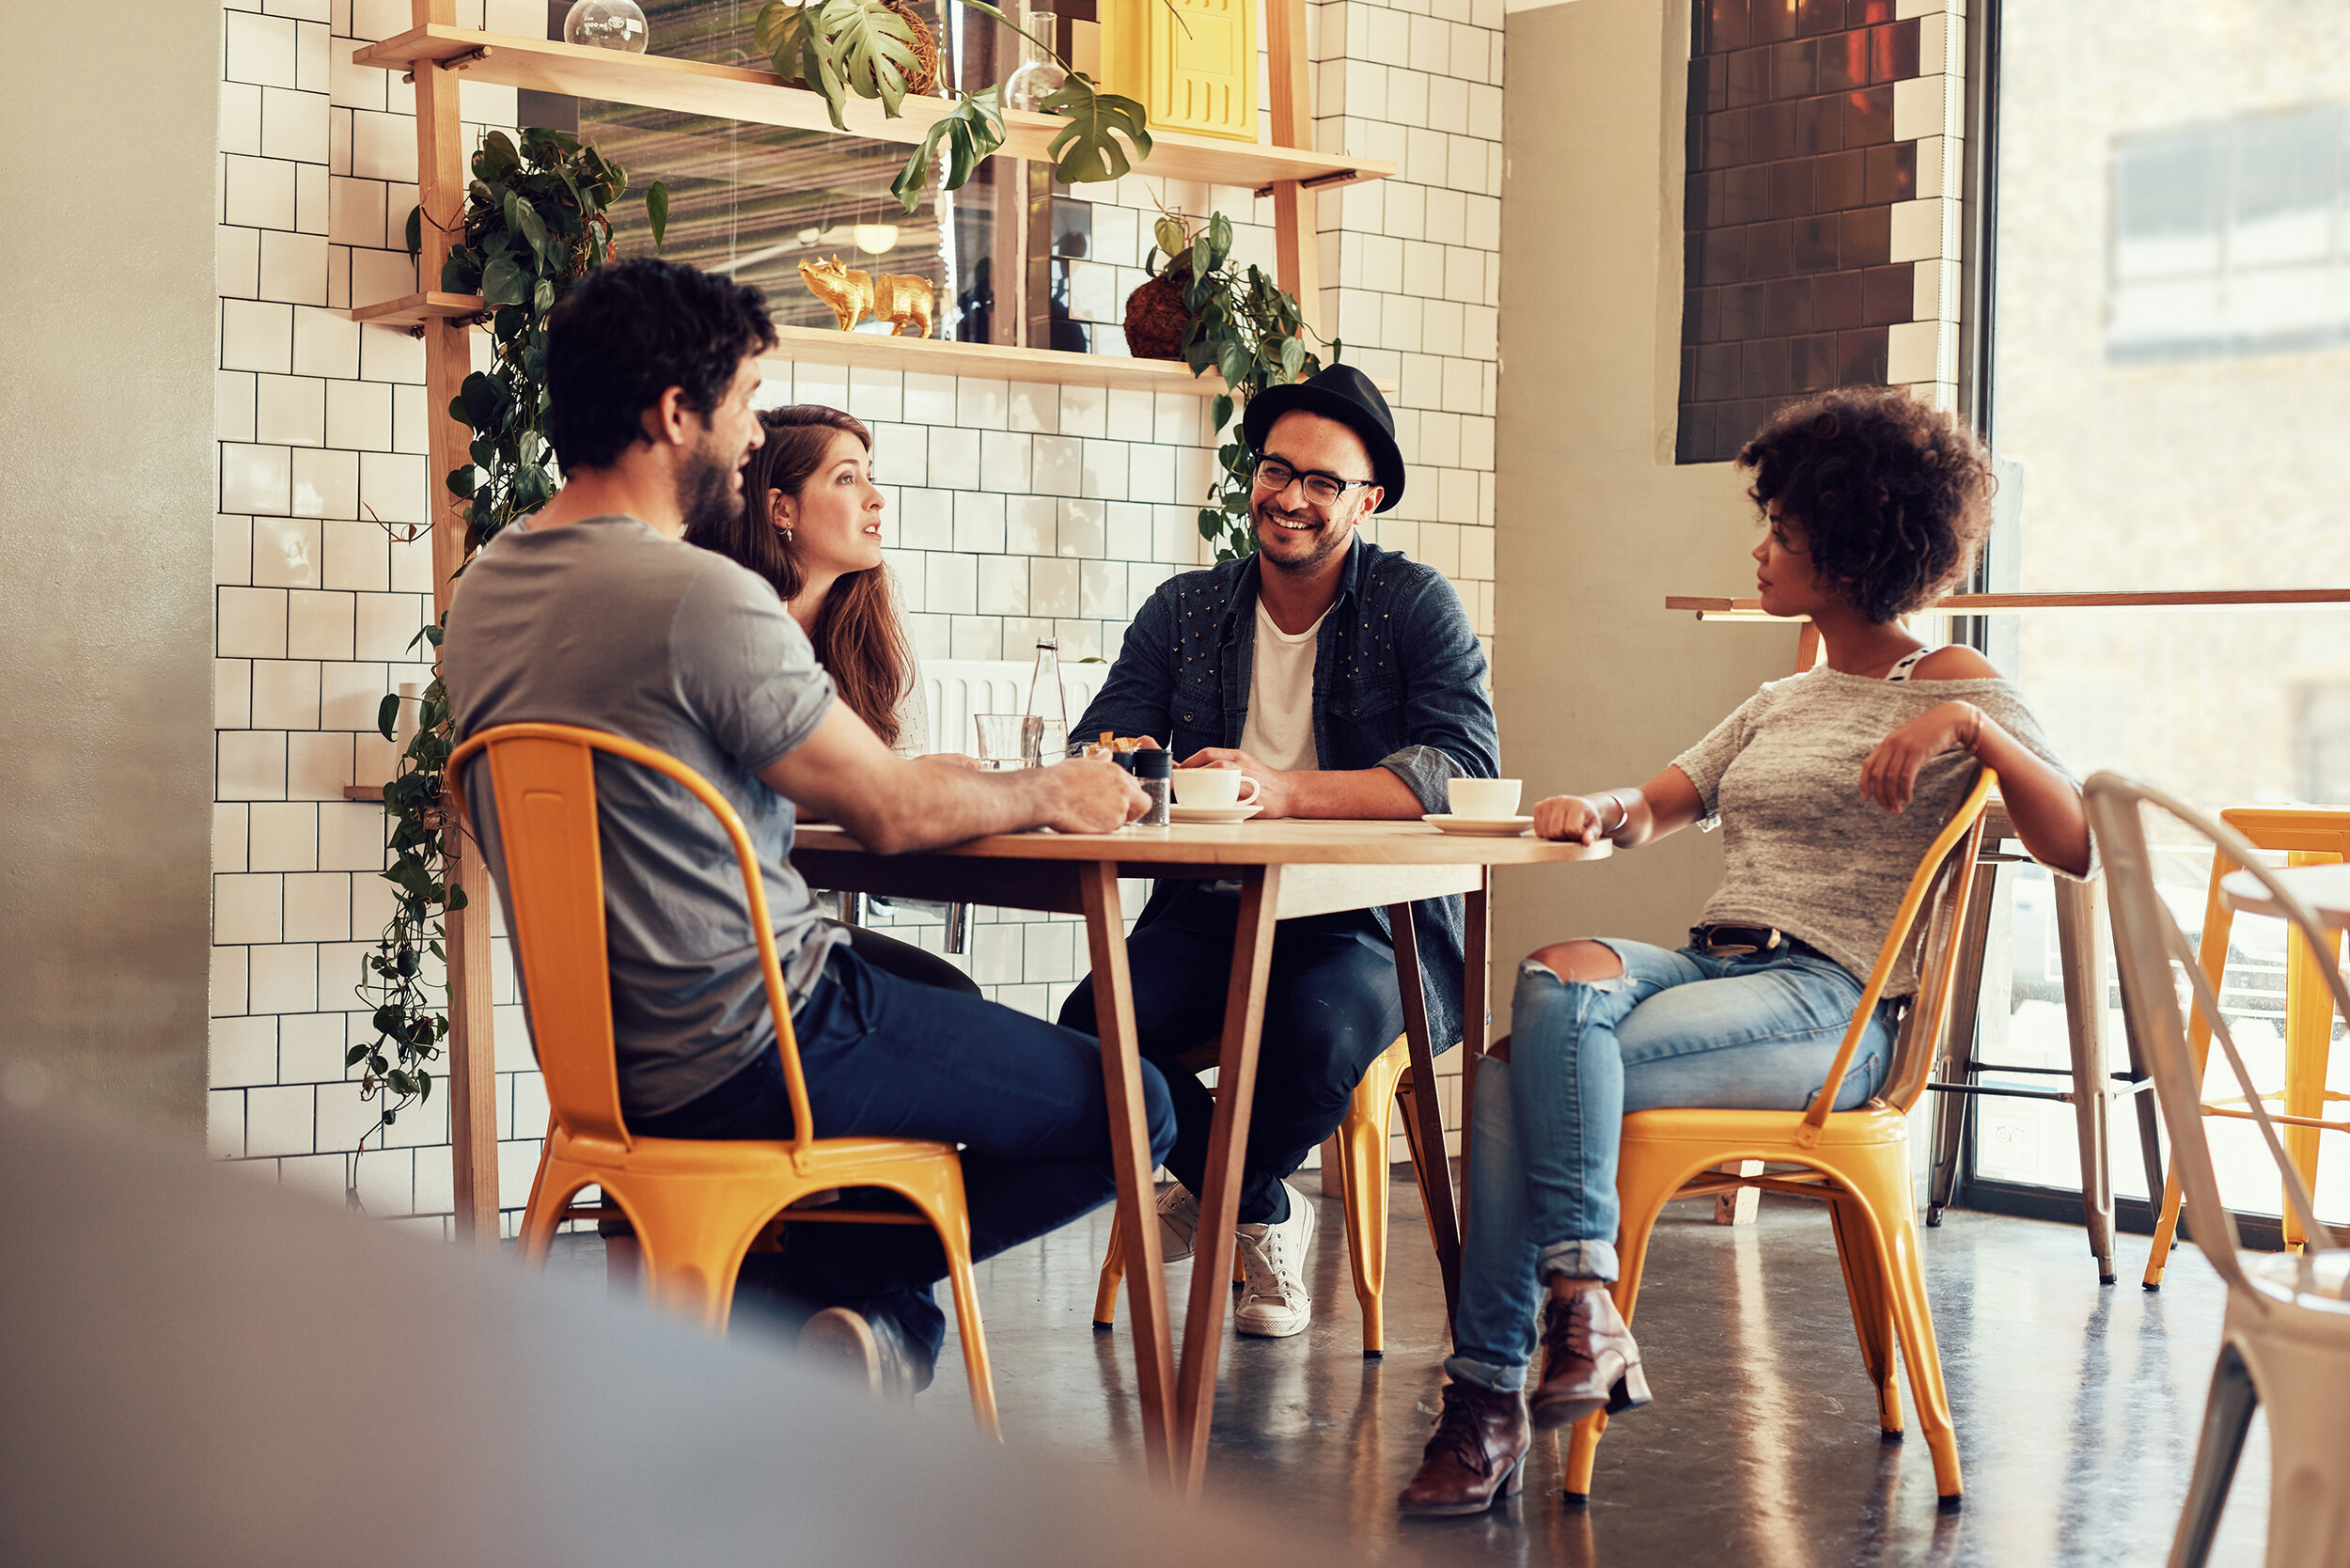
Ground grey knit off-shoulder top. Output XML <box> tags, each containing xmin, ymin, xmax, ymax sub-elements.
<box><xmin>1670</xmin><ymin>663</ymin><xmax>2086</xmax><ymax>997</ymax></box>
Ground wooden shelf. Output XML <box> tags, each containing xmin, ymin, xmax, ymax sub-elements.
<box><xmin>352</xmin><ymin>290</ymin><xmax>481</xmax><ymax>327</ymax></box>
<box><xmin>760</xmin><ymin>324</ymin><xmax>1238</xmax><ymax>394</ymax></box>
<box><xmin>352</xmin><ymin>25</ymin><xmax>1393</xmax><ymax>194</ymax></box>
<box><xmin>1668</xmin><ymin>589</ymin><xmax>2350</xmax><ymax>621</ymax></box>
<box><xmin>349</xmin><ymin>296</ymin><xmax>1238</xmax><ymax>394</ymax></box>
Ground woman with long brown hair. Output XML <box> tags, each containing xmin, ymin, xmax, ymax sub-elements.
<box><xmin>688</xmin><ymin>404</ymin><xmax>927</xmax><ymax>753</ymax></box>
<box><xmin>688</xmin><ymin>404</ymin><xmax>979</xmax><ymax>996</ymax></box>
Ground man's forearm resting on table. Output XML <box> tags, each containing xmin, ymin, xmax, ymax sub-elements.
<box><xmin>762</xmin><ymin>705</ymin><xmax>1131</xmax><ymax>852</ymax></box>
<box><xmin>1283</xmin><ymin>764</ymin><xmax>1428</xmax><ymax>820</ymax></box>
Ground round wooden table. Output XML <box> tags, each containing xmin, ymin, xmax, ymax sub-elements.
<box><xmin>792</xmin><ymin>816</ymin><xmax>1609</xmax><ymax>1497</ymax></box>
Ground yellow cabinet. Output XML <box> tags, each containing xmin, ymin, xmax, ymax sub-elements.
<box><xmin>1102</xmin><ymin>0</ymin><xmax>1259</xmax><ymax>144</ymax></box>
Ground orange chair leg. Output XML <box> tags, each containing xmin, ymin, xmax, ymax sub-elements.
<box><xmin>1339</xmin><ymin>1044</ymin><xmax>1411</xmax><ymax>1358</ymax></box>
<box><xmin>1562</xmin><ymin>1140</ymin><xmax>1679</xmax><ymax>1503</ymax></box>
<box><xmin>901</xmin><ymin>1179</ymin><xmax>1002</xmax><ymax>1440</ymax></box>
<box><xmin>1093</xmin><ymin>1217</ymin><xmax>1128</xmax><ymax>1328</ymax></box>
<box><xmin>1831</xmin><ymin>1142</ymin><xmax>1963</xmax><ymax>1503</ymax></box>
<box><xmin>1826</xmin><ymin>1190</ymin><xmax>1904</xmax><ymax>1436</ymax></box>
<box><xmin>2280</xmin><ymin>872</ymin><xmax>2341</xmax><ymax>1249</ymax></box>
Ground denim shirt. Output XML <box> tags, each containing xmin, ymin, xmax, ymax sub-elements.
<box><xmin>1073</xmin><ymin>536</ymin><xmax>1500</xmax><ymax>1051</ymax></box>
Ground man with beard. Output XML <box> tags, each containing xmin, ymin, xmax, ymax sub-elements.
<box><xmin>1059</xmin><ymin>365</ymin><xmax>1498</xmax><ymax>1338</ymax></box>
<box><xmin>440</xmin><ymin>259</ymin><xmax>1169</xmax><ymax>1399</ymax></box>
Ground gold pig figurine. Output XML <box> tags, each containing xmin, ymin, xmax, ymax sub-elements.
<box><xmin>798</xmin><ymin>256</ymin><xmax>935</xmax><ymax>339</ymax></box>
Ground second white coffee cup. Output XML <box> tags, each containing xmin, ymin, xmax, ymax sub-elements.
<box><xmin>1171</xmin><ymin>769</ymin><xmax>1261</xmax><ymax>809</ymax></box>
<box><xmin>1448</xmin><ymin>777</ymin><xmax>1524</xmax><ymax>818</ymax></box>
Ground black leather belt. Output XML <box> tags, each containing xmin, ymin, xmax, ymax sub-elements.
<box><xmin>1690</xmin><ymin>923</ymin><xmax>1826</xmax><ymax>961</ymax></box>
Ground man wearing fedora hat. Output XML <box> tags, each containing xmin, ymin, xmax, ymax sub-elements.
<box><xmin>1058</xmin><ymin>364</ymin><xmax>1499</xmax><ymax>1339</ymax></box>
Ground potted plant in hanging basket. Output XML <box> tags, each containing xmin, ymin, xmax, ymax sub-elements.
<box><xmin>1123</xmin><ymin>212</ymin><xmax>1196</xmax><ymax>360</ymax></box>
<box><xmin>1126</xmin><ymin>211</ymin><xmax>1342</xmax><ymax>559</ymax></box>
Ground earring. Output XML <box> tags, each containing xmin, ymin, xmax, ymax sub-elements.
<box><xmin>782</xmin><ymin>526</ymin><xmax>795</xmax><ymax>542</ymax></box>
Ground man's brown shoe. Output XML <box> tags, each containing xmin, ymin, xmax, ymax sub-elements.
<box><xmin>1397</xmin><ymin>1381</ymin><xmax>1530</xmax><ymax>1517</ymax></box>
<box><xmin>1529</xmin><ymin>1285</ymin><xmax>1652</xmax><ymax>1430</ymax></box>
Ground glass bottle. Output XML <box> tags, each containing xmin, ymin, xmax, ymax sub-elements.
<box><xmin>1003</xmin><ymin>9</ymin><xmax>1067</xmax><ymax>113</ymax></box>
<box><xmin>1025</xmin><ymin>638</ymin><xmax>1069</xmax><ymax>763</ymax></box>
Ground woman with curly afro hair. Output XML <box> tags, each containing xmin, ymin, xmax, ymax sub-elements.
<box><xmin>1399</xmin><ymin>386</ymin><xmax>2093</xmax><ymax>1517</ymax></box>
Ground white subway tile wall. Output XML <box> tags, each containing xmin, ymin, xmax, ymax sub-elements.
<box><xmin>210</xmin><ymin>0</ymin><xmax>1501</xmax><ymax>1226</ymax></box>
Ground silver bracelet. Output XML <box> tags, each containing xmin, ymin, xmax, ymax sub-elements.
<box><xmin>1601</xmin><ymin>792</ymin><xmax>1631</xmax><ymax>836</ymax></box>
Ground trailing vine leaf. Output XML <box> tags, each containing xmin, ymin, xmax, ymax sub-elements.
<box><xmin>892</xmin><ymin>87</ymin><xmax>1006</xmax><ymax>213</ymax></box>
<box><xmin>644</xmin><ymin>180</ymin><xmax>669</xmax><ymax>250</ymax></box>
<box><xmin>1037</xmin><ymin>74</ymin><xmax>1152</xmax><ymax>183</ymax></box>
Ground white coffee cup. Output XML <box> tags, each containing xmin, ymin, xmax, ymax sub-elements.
<box><xmin>1448</xmin><ymin>777</ymin><xmax>1523</xmax><ymax>819</ymax></box>
<box><xmin>1171</xmin><ymin>768</ymin><xmax>1262</xmax><ymax>809</ymax></box>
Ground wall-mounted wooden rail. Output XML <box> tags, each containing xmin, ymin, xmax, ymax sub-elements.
<box><xmin>1668</xmin><ymin>588</ymin><xmax>2350</xmax><ymax>622</ymax></box>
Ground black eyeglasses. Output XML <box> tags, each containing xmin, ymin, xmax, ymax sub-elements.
<box><xmin>1252</xmin><ymin>457</ymin><xmax>1375</xmax><ymax>509</ymax></box>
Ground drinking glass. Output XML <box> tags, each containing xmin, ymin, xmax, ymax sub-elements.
<box><xmin>974</xmin><ymin>713</ymin><xmax>1043</xmax><ymax>770</ymax></box>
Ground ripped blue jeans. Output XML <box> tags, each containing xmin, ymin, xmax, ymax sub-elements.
<box><xmin>1446</xmin><ymin>938</ymin><xmax>1901</xmax><ymax>1392</ymax></box>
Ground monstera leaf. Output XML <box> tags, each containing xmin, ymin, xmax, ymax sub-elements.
<box><xmin>1036</xmin><ymin>73</ymin><xmax>1152</xmax><ymax>184</ymax></box>
<box><xmin>893</xmin><ymin>87</ymin><xmax>1008</xmax><ymax>213</ymax></box>
<box><xmin>757</xmin><ymin>0</ymin><xmax>920</xmax><ymax>129</ymax></box>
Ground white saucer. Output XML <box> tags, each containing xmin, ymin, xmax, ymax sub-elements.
<box><xmin>1423</xmin><ymin>812</ymin><xmax>1533</xmax><ymax>837</ymax></box>
<box><xmin>1169</xmin><ymin>803</ymin><xmax>1264</xmax><ymax>823</ymax></box>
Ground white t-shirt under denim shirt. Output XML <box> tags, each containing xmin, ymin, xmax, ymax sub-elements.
<box><xmin>441</xmin><ymin>513</ymin><xmax>845</xmax><ymax>1118</ymax></box>
<box><xmin>1238</xmin><ymin>599</ymin><xmax>1328</xmax><ymax>772</ymax></box>
<box><xmin>1670</xmin><ymin>663</ymin><xmax>2088</xmax><ymax>997</ymax></box>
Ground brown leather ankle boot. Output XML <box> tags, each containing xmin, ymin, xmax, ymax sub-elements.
<box><xmin>1529</xmin><ymin>1284</ymin><xmax>1652</xmax><ymax>1430</ymax></box>
<box><xmin>1397</xmin><ymin>1381</ymin><xmax>1530</xmax><ymax>1516</ymax></box>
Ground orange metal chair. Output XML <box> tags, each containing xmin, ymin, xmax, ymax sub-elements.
<box><xmin>1562</xmin><ymin>769</ymin><xmax>1997</xmax><ymax>1511</ymax></box>
<box><xmin>446</xmin><ymin>722</ymin><xmax>999</xmax><ymax>1436</ymax></box>
<box><xmin>1089</xmin><ymin>1035</ymin><xmax>1441</xmax><ymax>1356</ymax></box>
<box><xmin>2145</xmin><ymin>808</ymin><xmax>2350</xmax><ymax>1285</ymax></box>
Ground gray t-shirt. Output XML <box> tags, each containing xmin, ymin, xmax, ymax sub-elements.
<box><xmin>442</xmin><ymin>513</ymin><xmax>844</xmax><ymax>1117</ymax></box>
<box><xmin>1672</xmin><ymin>666</ymin><xmax>2084</xmax><ymax>996</ymax></box>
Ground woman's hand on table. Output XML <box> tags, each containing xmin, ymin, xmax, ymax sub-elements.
<box><xmin>1860</xmin><ymin>701</ymin><xmax>1983</xmax><ymax>814</ymax></box>
<box><xmin>1532</xmin><ymin>794</ymin><xmax>1606</xmax><ymax>845</ymax></box>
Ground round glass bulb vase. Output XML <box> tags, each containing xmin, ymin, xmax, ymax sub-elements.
<box><xmin>1003</xmin><ymin>11</ymin><xmax>1067</xmax><ymax>112</ymax></box>
<box><xmin>563</xmin><ymin>0</ymin><xmax>650</xmax><ymax>51</ymax></box>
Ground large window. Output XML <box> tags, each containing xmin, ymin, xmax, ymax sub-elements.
<box><xmin>1969</xmin><ymin>0</ymin><xmax>2350</xmax><ymax>1224</ymax></box>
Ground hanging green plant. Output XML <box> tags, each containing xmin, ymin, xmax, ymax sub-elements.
<box><xmin>1142</xmin><ymin>210</ymin><xmax>1341</xmax><ymax>561</ymax></box>
<box><xmin>349</xmin><ymin>127</ymin><xmax>663</xmax><ymax>1168</ymax></box>
<box><xmin>754</xmin><ymin>0</ymin><xmax>1152</xmax><ymax>215</ymax></box>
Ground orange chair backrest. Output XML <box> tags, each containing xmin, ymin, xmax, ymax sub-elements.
<box><xmin>1800</xmin><ymin>768</ymin><xmax>1996</xmax><ymax>1140</ymax></box>
<box><xmin>444</xmin><ymin>723</ymin><xmax>818</xmax><ymax>1160</ymax></box>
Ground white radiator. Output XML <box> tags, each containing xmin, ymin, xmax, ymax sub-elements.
<box><xmin>921</xmin><ymin>658</ymin><xmax>1114</xmax><ymax>757</ymax></box>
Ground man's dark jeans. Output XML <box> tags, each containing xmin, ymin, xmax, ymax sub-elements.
<box><xmin>636</xmin><ymin>945</ymin><xmax>1176</xmax><ymax>1367</ymax></box>
<box><xmin>1057</xmin><ymin>884</ymin><xmax>1409</xmax><ymax>1226</ymax></box>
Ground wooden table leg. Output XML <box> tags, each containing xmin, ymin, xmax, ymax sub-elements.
<box><xmin>1079</xmin><ymin>860</ymin><xmax>1178</xmax><ymax>1486</ymax></box>
<box><xmin>2054</xmin><ymin>875</ymin><xmax>2118</xmax><ymax>1284</ymax></box>
<box><xmin>1461</xmin><ymin>876</ymin><xmax>1489</xmax><ymax>1148</ymax></box>
<box><xmin>1389</xmin><ymin>902</ymin><xmax>1463</xmax><ymax>1326</ymax></box>
<box><xmin>1172</xmin><ymin>864</ymin><xmax>1282</xmax><ymax>1499</ymax></box>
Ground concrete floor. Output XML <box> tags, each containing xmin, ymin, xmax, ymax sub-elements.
<box><xmin>558</xmin><ymin>1174</ymin><xmax>2269</xmax><ymax>1566</ymax></box>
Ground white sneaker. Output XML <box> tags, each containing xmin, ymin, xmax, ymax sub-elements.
<box><xmin>1155</xmin><ymin>1183</ymin><xmax>1202</xmax><ymax>1263</ymax></box>
<box><xmin>1232</xmin><ymin>1182</ymin><xmax>1316</xmax><ymax>1338</ymax></box>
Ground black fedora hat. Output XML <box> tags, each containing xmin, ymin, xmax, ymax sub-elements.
<box><xmin>1241</xmin><ymin>364</ymin><xmax>1405</xmax><ymax>513</ymax></box>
